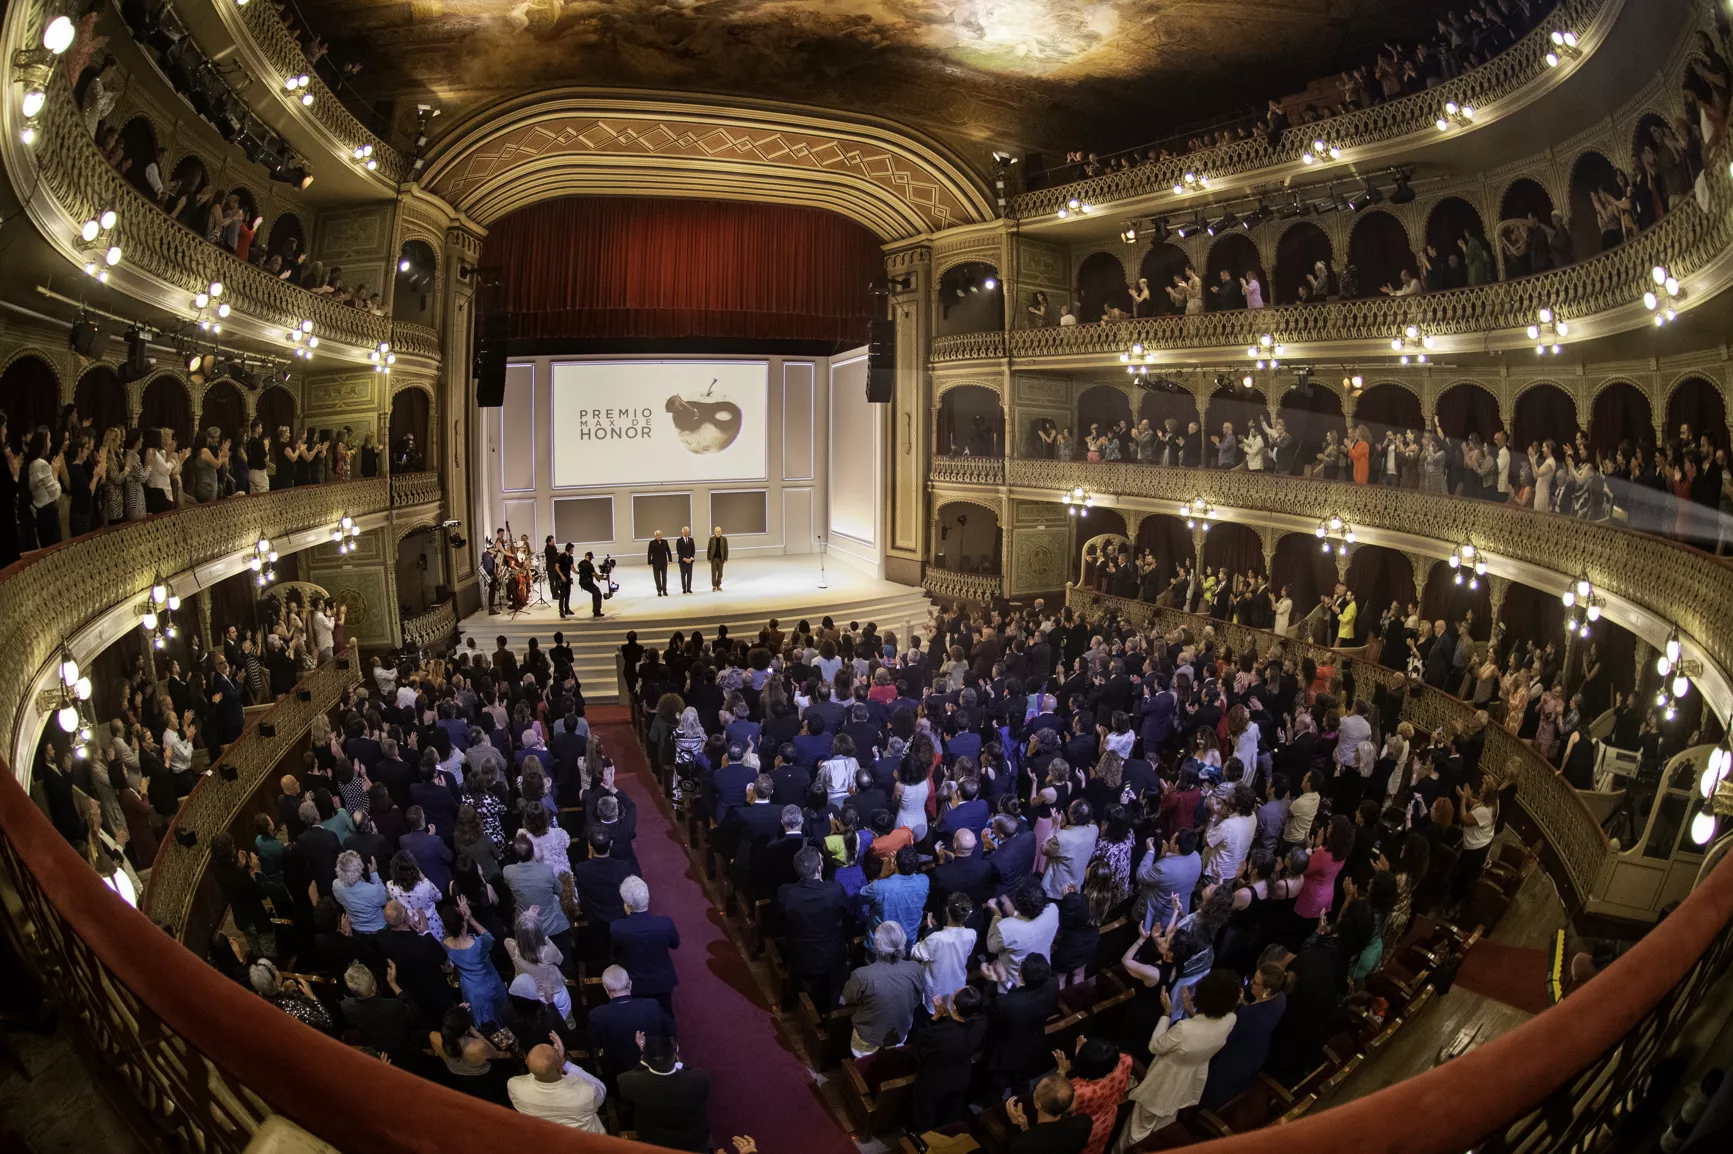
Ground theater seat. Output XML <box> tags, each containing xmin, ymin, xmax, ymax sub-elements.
<box><xmin>1195</xmin><ymin>1074</ymin><xmax>1296</xmax><ymax>1137</ymax></box>
<box><xmin>840</xmin><ymin>1044</ymin><xmax>920</xmax><ymax>1135</ymax></box>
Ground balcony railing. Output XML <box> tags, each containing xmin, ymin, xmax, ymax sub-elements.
<box><xmin>0</xmin><ymin>478</ymin><xmax>387</xmax><ymax>770</ymax></box>
<box><xmin>141</xmin><ymin>647</ymin><xmax>361</xmax><ymax>941</ymax></box>
<box><xmin>389</xmin><ymin>470</ymin><xmax>441</xmax><ymax>509</ymax></box>
<box><xmin>231</xmin><ymin>0</ymin><xmax>407</xmax><ymax>183</ymax></box>
<box><xmin>28</xmin><ymin>73</ymin><xmax>391</xmax><ymax>351</ymax></box>
<box><xmin>1007</xmin><ymin>457</ymin><xmax>1732</xmax><ymax>731</ymax></box>
<box><xmin>1010</xmin><ymin>0</ymin><xmax>1614</xmax><ymax>218</ymax></box>
<box><xmin>922</xmin><ymin>568</ymin><xmax>1003</xmax><ymax>603</ymax></box>
<box><xmin>930</xmin><ymin>330</ymin><xmax>1007</xmax><ymax>361</ymax></box>
<box><xmin>931</xmin><ymin>455</ymin><xmax>1006</xmax><ymax>485</ymax></box>
<box><xmin>391</xmin><ymin>322</ymin><xmax>442</xmax><ymax>360</ymax></box>
<box><xmin>401</xmin><ymin>600</ymin><xmax>458</xmax><ymax>650</ymax></box>
<box><xmin>1068</xmin><ymin>586</ymin><xmax>1611</xmax><ymax>904</ymax></box>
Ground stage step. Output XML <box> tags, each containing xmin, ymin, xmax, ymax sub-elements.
<box><xmin>456</xmin><ymin>564</ymin><xmax>933</xmax><ymax>703</ymax></box>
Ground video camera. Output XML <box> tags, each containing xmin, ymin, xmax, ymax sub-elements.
<box><xmin>597</xmin><ymin>554</ymin><xmax>619</xmax><ymax>598</ymax></box>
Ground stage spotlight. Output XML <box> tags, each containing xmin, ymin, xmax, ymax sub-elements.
<box><xmin>1388</xmin><ymin>173</ymin><xmax>1415</xmax><ymax>204</ymax></box>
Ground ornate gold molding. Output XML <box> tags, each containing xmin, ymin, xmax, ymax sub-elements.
<box><xmin>421</xmin><ymin>90</ymin><xmax>993</xmax><ymax>239</ymax></box>
<box><xmin>922</xmin><ymin>569</ymin><xmax>1003</xmax><ymax>604</ymax></box>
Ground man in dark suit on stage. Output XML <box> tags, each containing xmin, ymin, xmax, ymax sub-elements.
<box><xmin>646</xmin><ymin>531</ymin><xmax>672</xmax><ymax>597</ymax></box>
<box><xmin>676</xmin><ymin>526</ymin><xmax>697</xmax><ymax>593</ymax></box>
<box><xmin>543</xmin><ymin>535</ymin><xmax>562</xmax><ymax>614</ymax></box>
<box><xmin>707</xmin><ymin>525</ymin><xmax>729</xmax><ymax>591</ymax></box>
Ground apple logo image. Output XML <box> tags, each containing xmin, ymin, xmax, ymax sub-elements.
<box><xmin>665</xmin><ymin>379</ymin><xmax>742</xmax><ymax>455</ymax></box>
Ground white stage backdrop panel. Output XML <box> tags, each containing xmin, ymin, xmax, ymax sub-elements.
<box><xmin>550</xmin><ymin>360</ymin><xmax>769</xmax><ymax>488</ymax></box>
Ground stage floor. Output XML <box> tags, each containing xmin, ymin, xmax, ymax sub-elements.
<box><xmin>457</xmin><ymin>556</ymin><xmax>934</xmax><ymax>700</ymax></box>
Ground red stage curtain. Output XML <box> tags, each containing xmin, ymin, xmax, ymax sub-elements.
<box><xmin>480</xmin><ymin>197</ymin><xmax>882</xmax><ymax>345</ymax></box>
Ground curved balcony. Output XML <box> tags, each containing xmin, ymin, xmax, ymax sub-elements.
<box><xmin>141</xmin><ymin>648</ymin><xmax>361</xmax><ymax>941</ymax></box>
<box><xmin>0</xmin><ymin>478</ymin><xmax>389</xmax><ymax>777</ymax></box>
<box><xmin>1068</xmin><ymin>585</ymin><xmax>1611</xmax><ymax>904</ymax></box>
<box><xmin>391</xmin><ymin>322</ymin><xmax>443</xmax><ymax>361</ymax></box>
<box><xmin>930</xmin><ymin>455</ymin><xmax>1006</xmax><ymax>485</ymax></box>
<box><xmin>997</xmin><ymin>457</ymin><xmax>1733</xmax><ymax>724</ymax></box>
<box><xmin>401</xmin><ymin>600</ymin><xmax>458</xmax><ymax>650</ymax></box>
<box><xmin>389</xmin><ymin>470</ymin><xmax>442</xmax><ymax>509</ymax></box>
<box><xmin>19</xmin><ymin>73</ymin><xmax>392</xmax><ymax>354</ymax></box>
<box><xmin>1011</xmin><ymin>0</ymin><xmax>1616</xmax><ymax>219</ymax></box>
<box><xmin>218</xmin><ymin>0</ymin><xmax>406</xmax><ymax>184</ymax></box>
<box><xmin>921</xmin><ymin>568</ymin><xmax>1003</xmax><ymax>604</ymax></box>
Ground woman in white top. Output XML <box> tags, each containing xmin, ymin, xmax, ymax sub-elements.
<box><xmin>1241</xmin><ymin>272</ymin><xmax>1265</xmax><ymax>309</ymax></box>
<box><xmin>387</xmin><ymin>850</ymin><xmax>446</xmax><ymax>938</ymax></box>
<box><xmin>25</xmin><ymin>429</ymin><xmax>64</xmax><ymax>547</ymax></box>
<box><xmin>1240</xmin><ymin>428</ymin><xmax>1266</xmax><ymax>471</ymax></box>
<box><xmin>819</xmin><ymin>735</ymin><xmax>861</xmax><ymax>807</ymax></box>
<box><xmin>1115</xmin><ymin>970</ymin><xmax>1241</xmax><ymax>1150</ymax></box>
<box><xmin>1532</xmin><ymin>442</ymin><xmax>1557</xmax><ymax>511</ymax></box>
<box><xmin>892</xmin><ymin>740</ymin><xmax>933</xmax><ymax>840</ymax></box>
<box><xmin>144</xmin><ymin>430</ymin><xmax>178</xmax><ymax>514</ymax></box>
<box><xmin>1184</xmin><ymin>268</ymin><xmax>1205</xmax><ymax>314</ymax></box>
<box><xmin>1273</xmin><ymin>585</ymin><xmax>1294</xmax><ymax>636</ymax></box>
<box><xmin>1130</xmin><ymin>277</ymin><xmax>1152</xmax><ymax>317</ymax></box>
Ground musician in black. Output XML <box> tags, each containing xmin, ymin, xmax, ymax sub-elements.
<box><xmin>707</xmin><ymin>525</ymin><xmax>729</xmax><ymax>591</ymax></box>
<box><xmin>676</xmin><ymin>525</ymin><xmax>697</xmax><ymax>594</ymax></box>
<box><xmin>647</xmin><ymin>530</ymin><xmax>672</xmax><ymax>597</ymax></box>
<box><xmin>577</xmin><ymin>551</ymin><xmax>603</xmax><ymax>618</ymax></box>
<box><xmin>556</xmin><ymin>544</ymin><xmax>575</xmax><ymax>618</ymax></box>
<box><xmin>543</xmin><ymin>535</ymin><xmax>562</xmax><ymax>614</ymax></box>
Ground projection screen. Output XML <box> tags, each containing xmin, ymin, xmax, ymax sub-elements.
<box><xmin>550</xmin><ymin>360</ymin><xmax>769</xmax><ymax>488</ymax></box>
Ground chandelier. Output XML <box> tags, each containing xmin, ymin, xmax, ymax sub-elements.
<box><xmin>140</xmin><ymin>573</ymin><xmax>181</xmax><ymax>650</ymax></box>
<box><xmin>1315</xmin><ymin>516</ymin><xmax>1354</xmax><ymax>555</ymax></box>
<box><xmin>247</xmin><ymin>536</ymin><xmax>279</xmax><ymax>587</ymax></box>
<box><xmin>1391</xmin><ymin>325</ymin><xmax>1435</xmax><ymax>365</ymax></box>
<box><xmin>1179</xmin><ymin>498</ymin><xmax>1217</xmax><ymax>531</ymax></box>
<box><xmin>332</xmin><ymin>515</ymin><xmax>363</xmax><ymax>554</ymax></box>
<box><xmin>1645</xmin><ymin>265</ymin><xmax>1683</xmax><ymax>325</ymax></box>
<box><xmin>1527</xmin><ymin>308</ymin><xmax>1570</xmax><ymax>354</ymax></box>
<box><xmin>53</xmin><ymin>644</ymin><xmax>94</xmax><ymax>752</ymax></box>
<box><xmin>1446</xmin><ymin>542</ymin><xmax>1487</xmax><ymax>589</ymax></box>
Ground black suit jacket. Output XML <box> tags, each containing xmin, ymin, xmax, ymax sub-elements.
<box><xmin>769</xmin><ymin>763</ymin><xmax>812</xmax><ymax>807</ymax></box>
<box><xmin>987</xmin><ymin>829</ymin><xmax>1036</xmax><ymax>895</ymax></box>
<box><xmin>372</xmin><ymin>758</ymin><xmax>414</xmax><ymax>809</ymax></box>
<box><xmin>573</xmin><ymin>855</ymin><xmax>636</xmax><ymax>924</ymax></box>
<box><xmin>912</xmin><ymin>1014</ymin><xmax>989</xmax><ymax>1102</ymax></box>
<box><xmin>589</xmin><ymin>995</ymin><xmax>676</xmax><ymax>1081</ymax></box>
<box><xmin>723</xmin><ymin>802</ymin><xmax>784</xmax><ymax>867</ymax></box>
<box><xmin>647</xmin><ymin>538</ymin><xmax>672</xmax><ymax>567</ymax></box>
<box><xmin>619</xmin><ymin>1066</ymin><xmax>712</xmax><ymax>1151</ymax></box>
<box><xmin>931</xmin><ymin>853</ymin><xmax>995</xmax><ymax>908</ymax></box>
<box><xmin>987</xmin><ymin>978</ymin><xmax>1061</xmax><ymax>1079</ymax></box>
<box><xmin>675</xmin><ymin>536</ymin><xmax>697</xmax><ymax>562</ymax></box>
<box><xmin>611</xmin><ymin>912</ymin><xmax>680</xmax><ymax>995</ymax></box>
<box><xmin>372</xmin><ymin>928</ymin><xmax>454</xmax><ymax>1017</ymax></box>
<box><xmin>778</xmin><ymin>877</ymin><xmax>848</xmax><ymax>975</ymax></box>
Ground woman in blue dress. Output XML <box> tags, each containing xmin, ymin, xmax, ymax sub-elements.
<box><xmin>440</xmin><ymin>895</ymin><xmax>510</xmax><ymax>1028</ymax></box>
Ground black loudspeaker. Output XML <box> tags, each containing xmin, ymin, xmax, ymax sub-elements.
<box><xmin>472</xmin><ymin>309</ymin><xmax>510</xmax><ymax>407</ymax></box>
<box><xmin>69</xmin><ymin>319</ymin><xmax>103</xmax><ymax>358</ymax></box>
<box><xmin>866</xmin><ymin>317</ymin><xmax>896</xmax><ymax>403</ymax></box>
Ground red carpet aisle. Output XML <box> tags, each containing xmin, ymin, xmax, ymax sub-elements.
<box><xmin>1453</xmin><ymin>940</ymin><xmax>1554</xmax><ymax>1015</ymax></box>
<box><xmin>593</xmin><ymin>712</ymin><xmax>857</xmax><ymax>1154</ymax></box>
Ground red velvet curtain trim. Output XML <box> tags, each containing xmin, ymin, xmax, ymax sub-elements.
<box><xmin>479</xmin><ymin>197</ymin><xmax>882</xmax><ymax>345</ymax></box>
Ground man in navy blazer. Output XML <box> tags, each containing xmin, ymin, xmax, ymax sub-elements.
<box><xmin>572</xmin><ymin>831</ymin><xmax>636</xmax><ymax>959</ymax></box>
<box><xmin>587</xmin><ymin>964</ymin><xmax>676</xmax><ymax>1085</ymax></box>
<box><xmin>984</xmin><ymin>814</ymin><xmax>1036</xmax><ymax>897</ymax></box>
<box><xmin>707</xmin><ymin>741</ymin><xmax>755</xmax><ymax>822</ymax></box>
<box><xmin>934</xmin><ymin>777</ymin><xmax>989</xmax><ymax>840</ymax></box>
<box><xmin>1139</xmin><ymin>681</ymin><xmax>1178</xmax><ymax>757</ymax></box>
<box><xmin>610</xmin><ymin>876</ymin><xmax>680</xmax><ymax>1020</ymax></box>
<box><xmin>398</xmin><ymin>806</ymin><xmax>454</xmax><ymax>896</ymax></box>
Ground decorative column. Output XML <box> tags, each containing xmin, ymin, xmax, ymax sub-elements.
<box><xmin>1122</xmin><ymin>510</ymin><xmax>1146</xmax><ymax>549</ymax></box>
<box><xmin>1192</xmin><ymin>522</ymin><xmax>1209</xmax><ymax>569</ymax></box>
<box><xmin>1335</xmin><ymin>542</ymin><xmax>1356</xmax><ymax>584</ymax></box>
<box><xmin>441</xmin><ymin>221</ymin><xmax>484</xmax><ymax>608</ymax></box>
<box><xmin>1487</xmin><ymin>574</ymin><xmax>1511</xmax><ymax>634</ymax></box>
<box><xmin>885</xmin><ymin>243</ymin><xmax>933</xmax><ymax>585</ymax></box>
<box><xmin>1256</xmin><ymin>525</ymin><xmax>1279</xmax><ymax>578</ymax></box>
<box><xmin>1410</xmin><ymin>553</ymin><xmax>1433</xmax><ymax>608</ymax></box>
<box><xmin>1633</xmin><ymin>637</ymin><xmax>1656</xmax><ymax>699</ymax></box>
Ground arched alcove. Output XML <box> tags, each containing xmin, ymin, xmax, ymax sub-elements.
<box><xmin>1353</xmin><ymin>383</ymin><xmax>1424</xmax><ymax>444</ymax></box>
<box><xmin>1347</xmin><ymin>211</ymin><xmax>1414</xmax><ymax>299</ymax></box>
<box><xmin>267</xmin><ymin>213</ymin><xmax>305</xmax><ymax>259</ymax></box>
<box><xmin>1205</xmin><ymin>382</ymin><xmax>1266</xmax><ymax>445</ymax></box>
<box><xmin>1200</xmin><ymin>522</ymin><xmax>1265</xmax><ymax>578</ymax></box>
<box><xmin>257</xmin><ymin>384</ymin><xmax>297</xmax><ymax>439</ymax></box>
<box><xmin>1273</xmin><ymin>222</ymin><xmax>1331</xmax><ymax>304</ymax></box>
<box><xmin>1424</xmin><ymin>197</ymin><xmax>1486</xmax><ymax>288</ymax></box>
<box><xmin>140</xmin><ymin>376</ymin><xmax>194</xmax><ymax>449</ymax></box>
<box><xmin>198</xmin><ymin>380</ymin><xmax>246</xmax><ymax>447</ymax></box>
<box><xmin>1343</xmin><ymin>546</ymin><xmax>1416</xmax><ymax>643</ymax></box>
<box><xmin>1588</xmin><ymin>382</ymin><xmax>1655</xmax><ymax>457</ymax></box>
<box><xmin>1279</xmin><ymin>382</ymin><xmax>1343</xmax><ymax>471</ymax></box>
<box><xmin>1420</xmin><ymin>561</ymin><xmax>1493</xmax><ymax>641</ymax></box>
<box><xmin>1139</xmin><ymin>381</ymin><xmax>1198</xmax><ymax>438</ymax></box>
<box><xmin>1667</xmin><ymin>377</ymin><xmax>1728</xmax><ymax>450</ymax></box>
<box><xmin>1436</xmin><ymin>382</ymin><xmax>1503</xmax><ymax>443</ymax></box>
<box><xmin>0</xmin><ymin>355</ymin><xmax>61</xmax><ymax>452</ymax></box>
<box><xmin>1511</xmin><ymin>384</ymin><xmax>1579</xmax><ymax>451</ymax></box>
<box><xmin>1138</xmin><ymin>244</ymin><xmax>1190</xmax><ymax>315</ymax></box>
<box><xmin>1204</xmin><ymin>234</ymin><xmax>1262</xmax><ymax>310</ymax></box>
<box><xmin>395</xmin><ymin>527</ymin><xmax>448</xmax><ymax>619</ymax></box>
<box><xmin>393</xmin><ymin>239</ymin><xmax>440</xmax><ymax>326</ymax></box>
<box><xmin>1078</xmin><ymin>384</ymin><xmax>1132</xmax><ymax>444</ymax></box>
<box><xmin>1076</xmin><ymin>252</ymin><xmax>1131</xmax><ymax>322</ymax></box>
<box><xmin>1271</xmin><ymin>533</ymin><xmax>1340</xmax><ymax>631</ymax></box>
<box><xmin>73</xmin><ymin>365</ymin><xmax>127</xmax><ymax>435</ymax></box>
<box><xmin>1079</xmin><ymin>530</ymin><xmax>1132</xmax><ymax>591</ymax></box>
<box><xmin>1135</xmin><ymin>513</ymin><xmax>1195</xmax><ymax>590</ymax></box>
<box><xmin>936</xmin><ymin>261</ymin><xmax>1005</xmax><ymax>335</ymax></box>
<box><xmin>1500</xmin><ymin>582</ymin><xmax>1566</xmax><ymax>657</ymax></box>
<box><xmin>170</xmin><ymin>154</ymin><xmax>207</xmax><ymax>197</ymax></box>
<box><xmin>936</xmin><ymin>385</ymin><xmax>1004</xmax><ymax>457</ymax></box>
<box><xmin>1568</xmin><ymin>152</ymin><xmax>1624</xmax><ymax>258</ymax></box>
<box><xmin>119</xmin><ymin>117</ymin><xmax>157</xmax><ymax>199</ymax></box>
<box><xmin>388</xmin><ymin>388</ymin><xmax>430</xmax><ymax>468</ymax></box>
<box><xmin>935</xmin><ymin>502</ymin><xmax>1002</xmax><ymax>574</ymax></box>
<box><xmin>1498</xmin><ymin>178</ymin><xmax>1557</xmax><ymax>277</ymax></box>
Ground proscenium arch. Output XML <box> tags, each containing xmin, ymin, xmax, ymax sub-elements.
<box><xmin>421</xmin><ymin>90</ymin><xmax>994</xmax><ymax>240</ymax></box>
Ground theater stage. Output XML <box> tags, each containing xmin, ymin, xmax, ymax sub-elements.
<box><xmin>456</xmin><ymin>556</ymin><xmax>933</xmax><ymax>701</ymax></box>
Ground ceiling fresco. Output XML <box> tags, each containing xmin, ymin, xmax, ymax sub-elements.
<box><xmin>296</xmin><ymin>0</ymin><xmax>1448</xmax><ymax>155</ymax></box>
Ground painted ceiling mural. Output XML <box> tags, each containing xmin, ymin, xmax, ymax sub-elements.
<box><xmin>298</xmin><ymin>0</ymin><xmax>1446</xmax><ymax>153</ymax></box>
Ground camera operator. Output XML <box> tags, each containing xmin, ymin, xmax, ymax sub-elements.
<box><xmin>576</xmin><ymin>551</ymin><xmax>603</xmax><ymax>618</ymax></box>
<box><xmin>395</xmin><ymin>433</ymin><xmax>423</xmax><ymax>473</ymax></box>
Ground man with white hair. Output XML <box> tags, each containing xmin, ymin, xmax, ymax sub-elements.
<box><xmin>586</xmin><ymin>964</ymin><xmax>675</xmax><ymax>1085</ymax></box>
<box><xmin>338</xmin><ymin>960</ymin><xmax>419</xmax><ymax>1063</ymax></box>
<box><xmin>610</xmin><ymin>875</ymin><xmax>681</xmax><ymax>1019</ymax></box>
<box><xmin>507</xmin><ymin>1029</ymin><xmax>607</xmax><ymax>1131</ymax></box>
<box><xmin>841</xmin><ymin>921</ymin><xmax>925</xmax><ymax>1057</ymax></box>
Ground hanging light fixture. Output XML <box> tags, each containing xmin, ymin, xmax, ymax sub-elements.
<box><xmin>1179</xmin><ymin>498</ymin><xmax>1217</xmax><ymax>531</ymax></box>
<box><xmin>1446</xmin><ymin>542</ymin><xmax>1488</xmax><ymax>590</ymax></box>
<box><xmin>1526</xmin><ymin>307</ymin><xmax>1570</xmax><ymax>354</ymax></box>
<box><xmin>1644</xmin><ymin>265</ymin><xmax>1683</xmax><ymax>325</ymax></box>
<box><xmin>1545</xmin><ymin>29</ymin><xmax>1581</xmax><ymax>68</ymax></box>
<box><xmin>1315</xmin><ymin>516</ymin><xmax>1353</xmax><ymax>555</ymax></box>
<box><xmin>1391</xmin><ymin>324</ymin><xmax>1436</xmax><ymax>365</ymax></box>
<box><xmin>246</xmin><ymin>536</ymin><xmax>279</xmax><ymax>587</ymax></box>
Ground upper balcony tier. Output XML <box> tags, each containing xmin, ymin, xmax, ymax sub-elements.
<box><xmin>1010</xmin><ymin>0</ymin><xmax>1646</xmax><ymax>227</ymax></box>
